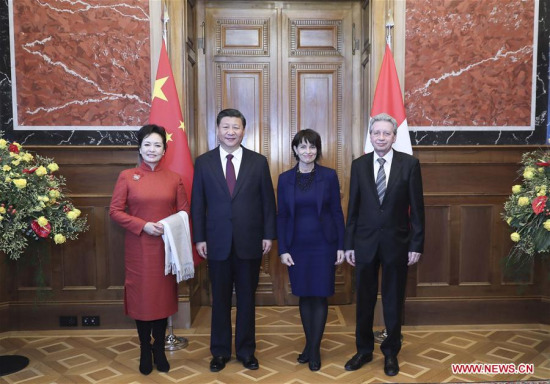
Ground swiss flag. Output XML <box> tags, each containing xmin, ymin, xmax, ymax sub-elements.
<box><xmin>149</xmin><ymin>39</ymin><xmax>202</xmax><ymax>266</ymax></box>
<box><xmin>365</xmin><ymin>44</ymin><xmax>413</xmax><ymax>155</ymax></box>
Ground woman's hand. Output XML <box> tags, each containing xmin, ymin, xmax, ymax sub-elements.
<box><xmin>143</xmin><ymin>222</ymin><xmax>164</xmax><ymax>236</ymax></box>
<box><xmin>280</xmin><ymin>253</ymin><xmax>294</xmax><ymax>266</ymax></box>
<box><xmin>335</xmin><ymin>250</ymin><xmax>345</xmax><ymax>265</ymax></box>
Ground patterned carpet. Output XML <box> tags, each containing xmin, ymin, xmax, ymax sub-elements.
<box><xmin>0</xmin><ymin>306</ymin><xmax>549</xmax><ymax>383</ymax></box>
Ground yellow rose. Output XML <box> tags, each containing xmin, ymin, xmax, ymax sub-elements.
<box><xmin>47</xmin><ymin>162</ymin><xmax>59</xmax><ymax>172</ymax></box>
<box><xmin>35</xmin><ymin>166</ymin><xmax>47</xmax><ymax>176</ymax></box>
<box><xmin>0</xmin><ymin>139</ymin><xmax>6</xmax><ymax>148</ymax></box>
<box><xmin>539</xmin><ymin>167</ymin><xmax>545</xmax><ymax>173</ymax></box>
<box><xmin>5</xmin><ymin>176</ymin><xmax>12</xmax><ymax>182</ymax></box>
<box><xmin>73</xmin><ymin>208</ymin><xmax>81</xmax><ymax>217</ymax></box>
<box><xmin>37</xmin><ymin>216</ymin><xmax>49</xmax><ymax>227</ymax></box>
<box><xmin>12</xmin><ymin>178</ymin><xmax>27</xmax><ymax>189</ymax></box>
<box><xmin>517</xmin><ymin>196</ymin><xmax>530</xmax><ymax>206</ymax></box>
<box><xmin>21</xmin><ymin>152</ymin><xmax>33</xmax><ymax>162</ymax></box>
<box><xmin>67</xmin><ymin>211</ymin><xmax>78</xmax><ymax>220</ymax></box>
<box><xmin>544</xmin><ymin>220</ymin><xmax>550</xmax><ymax>231</ymax></box>
<box><xmin>0</xmin><ymin>206</ymin><xmax>5</xmax><ymax>214</ymax></box>
<box><xmin>511</xmin><ymin>185</ymin><xmax>522</xmax><ymax>194</ymax></box>
<box><xmin>54</xmin><ymin>234</ymin><xmax>66</xmax><ymax>244</ymax></box>
<box><xmin>506</xmin><ymin>217</ymin><xmax>512</xmax><ymax>225</ymax></box>
<box><xmin>510</xmin><ymin>232</ymin><xmax>520</xmax><ymax>242</ymax></box>
<box><xmin>537</xmin><ymin>185</ymin><xmax>547</xmax><ymax>197</ymax></box>
<box><xmin>11</xmin><ymin>159</ymin><xmax>20</xmax><ymax>166</ymax></box>
<box><xmin>523</xmin><ymin>168</ymin><xmax>535</xmax><ymax>180</ymax></box>
<box><xmin>49</xmin><ymin>189</ymin><xmax>60</xmax><ymax>199</ymax></box>
<box><xmin>2</xmin><ymin>165</ymin><xmax>10</xmax><ymax>172</ymax></box>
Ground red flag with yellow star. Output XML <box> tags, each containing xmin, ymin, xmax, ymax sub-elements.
<box><xmin>149</xmin><ymin>39</ymin><xmax>202</xmax><ymax>265</ymax></box>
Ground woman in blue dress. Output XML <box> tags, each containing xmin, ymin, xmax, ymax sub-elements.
<box><xmin>277</xmin><ymin>129</ymin><xmax>345</xmax><ymax>371</ymax></box>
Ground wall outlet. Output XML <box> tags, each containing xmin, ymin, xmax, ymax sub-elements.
<box><xmin>59</xmin><ymin>316</ymin><xmax>77</xmax><ymax>327</ymax></box>
<box><xmin>82</xmin><ymin>315</ymin><xmax>100</xmax><ymax>326</ymax></box>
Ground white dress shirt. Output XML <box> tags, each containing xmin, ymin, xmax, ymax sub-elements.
<box><xmin>219</xmin><ymin>146</ymin><xmax>243</xmax><ymax>178</ymax></box>
<box><xmin>373</xmin><ymin>149</ymin><xmax>393</xmax><ymax>188</ymax></box>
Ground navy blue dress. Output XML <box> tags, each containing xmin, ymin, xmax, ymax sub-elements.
<box><xmin>288</xmin><ymin>175</ymin><xmax>336</xmax><ymax>297</ymax></box>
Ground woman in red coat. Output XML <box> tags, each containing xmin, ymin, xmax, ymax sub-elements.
<box><xmin>110</xmin><ymin>124</ymin><xmax>189</xmax><ymax>375</ymax></box>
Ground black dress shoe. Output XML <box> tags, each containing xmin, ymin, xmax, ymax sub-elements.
<box><xmin>384</xmin><ymin>356</ymin><xmax>399</xmax><ymax>376</ymax></box>
<box><xmin>297</xmin><ymin>353</ymin><xmax>309</xmax><ymax>364</ymax></box>
<box><xmin>308</xmin><ymin>360</ymin><xmax>321</xmax><ymax>371</ymax></box>
<box><xmin>210</xmin><ymin>356</ymin><xmax>230</xmax><ymax>372</ymax></box>
<box><xmin>344</xmin><ymin>352</ymin><xmax>373</xmax><ymax>371</ymax></box>
<box><xmin>238</xmin><ymin>355</ymin><xmax>259</xmax><ymax>370</ymax></box>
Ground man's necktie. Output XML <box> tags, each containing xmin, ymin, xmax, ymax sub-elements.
<box><xmin>226</xmin><ymin>154</ymin><xmax>236</xmax><ymax>196</ymax></box>
<box><xmin>376</xmin><ymin>158</ymin><xmax>386</xmax><ymax>204</ymax></box>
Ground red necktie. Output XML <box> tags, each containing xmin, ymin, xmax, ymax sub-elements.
<box><xmin>226</xmin><ymin>154</ymin><xmax>236</xmax><ymax>196</ymax></box>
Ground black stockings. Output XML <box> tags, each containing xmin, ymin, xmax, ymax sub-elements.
<box><xmin>299</xmin><ymin>296</ymin><xmax>328</xmax><ymax>362</ymax></box>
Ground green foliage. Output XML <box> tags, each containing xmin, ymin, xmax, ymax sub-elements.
<box><xmin>0</xmin><ymin>132</ymin><xmax>88</xmax><ymax>260</ymax></box>
<box><xmin>502</xmin><ymin>149</ymin><xmax>550</xmax><ymax>266</ymax></box>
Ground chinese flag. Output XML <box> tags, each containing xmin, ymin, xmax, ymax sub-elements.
<box><xmin>365</xmin><ymin>44</ymin><xmax>413</xmax><ymax>155</ymax></box>
<box><xmin>149</xmin><ymin>39</ymin><xmax>202</xmax><ymax>265</ymax></box>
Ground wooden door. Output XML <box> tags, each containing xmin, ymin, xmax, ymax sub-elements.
<box><xmin>199</xmin><ymin>0</ymin><xmax>360</xmax><ymax>305</ymax></box>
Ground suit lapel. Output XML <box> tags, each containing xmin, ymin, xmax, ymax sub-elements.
<box><xmin>208</xmin><ymin>147</ymin><xmax>230</xmax><ymax>196</ymax></box>
<box><xmin>231</xmin><ymin>146</ymin><xmax>249</xmax><ymax>198</ymax></box>
<box><xmin>364</xmin><ymin>153</ymin><xmax>379</xmax><ymax>204</ymax></box>
<box><xmin>288</xmin><ymin>167</ymin><xmax>297</xmax><ymax>218</ymax></box>
<box><xmin>315</xmin><ymin>166</ymin><xmax>325</xmax><ymax>216</ymax></box>
<box><xmin>385</xmin><ymin>151</ymin><xmax>402</xmax><ymax>200</ymax></box>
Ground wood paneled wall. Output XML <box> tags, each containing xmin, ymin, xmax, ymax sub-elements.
<box><xmin>0</xmin><ymin>146</ymin><xmax>203</xmax><ymax>331</ymax></box>
<box><xmin>0</xmin><ymin>145</ymin><xmax>548</xmax><ymax>331</ymax></box>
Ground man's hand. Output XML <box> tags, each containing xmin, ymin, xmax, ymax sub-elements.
<box><xmin>345</xmin><ymin>250</ymin><xmax>356</xmax><ymax>266</ymax></box>
<box><xmin>196</xmin><ymin>242</ymin><xmax>208</xmax><ymax>259</ymax></box>
<box><xmin>262</xmin><ymin>239</ymin><xmax>272</xmax><ymax>255</ymax></box>
<box><xmin>408</xmin><ymin>251</ymin><xmax>421</xmax><ymax>266</ymax></box>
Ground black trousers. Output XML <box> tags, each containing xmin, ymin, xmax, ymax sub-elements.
<box><xmin>208</xmin><ymin>248</ymin><xmax>261</xmax><ymax>359</ymax></box>
<box><xmin>355</xmin><ymin>252</ymin><xmax>408</xmax><ymax>357</ymax></box>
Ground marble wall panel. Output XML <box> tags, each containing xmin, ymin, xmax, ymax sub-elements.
<box><xmin>0</xmin><ymin>0</ymin><xmax>549</xmax><ymax>145</ymax></box>
<box><xmin>1</xmin><ymin>0</ymin><xmax>151</xmax><ymax>145</ymax></box>
<box><xmin>405</xmin><ymin>0</ymin><xmax>549</xmax><ymax>145</ymax></box>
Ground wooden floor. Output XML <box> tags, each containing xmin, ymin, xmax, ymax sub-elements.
<box><xmin>1</xmin><ymin>305</ymin><xmax>549</xmax><ymax>384</ymax></box>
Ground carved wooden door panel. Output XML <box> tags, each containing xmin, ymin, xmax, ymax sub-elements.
<box><xmin>201</xmin><ymin>1</ymin><xmax>358</xmax><ymax>305</ymax></box>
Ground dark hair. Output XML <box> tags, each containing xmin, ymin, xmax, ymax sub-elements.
<box><xmin>137</xmin><ymin>124</ymin><xmax>167</xmax><ymax>150</ymax></box>
<box><xmin>291</xmin><ymin>129</ymin><xmax>322</xmax><ymax>162</ymax></box>
<box><xmin>216</xmin><ymin>108</ymin><xmax>246</xmax><ymax>128</ymax></box>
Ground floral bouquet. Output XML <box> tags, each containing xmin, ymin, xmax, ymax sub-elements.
<box><xmin>0</xmin><ymin>132</ymin><xmax>88</xmax><ymax>260</ymax></box>
<box><xmin>503</xmin><ymin>149</ymin><xmax>550</xmax><ymax>265</ymax></box>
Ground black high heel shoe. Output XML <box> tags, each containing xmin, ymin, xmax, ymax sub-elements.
<box><xmin>297</xmin><ymin>353</ymin><xmax>309</xmax><ymax>364</ymax></box>
<box><xmin>309</xmin><ymin>360</ymin><xmax>321</xmax><ymax>371</ymax></box>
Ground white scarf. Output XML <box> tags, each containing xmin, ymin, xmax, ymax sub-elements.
<box><xmin>160</xmin><ymin>211</ymin><xmax>194</xmax><ymax>282</ymax></box>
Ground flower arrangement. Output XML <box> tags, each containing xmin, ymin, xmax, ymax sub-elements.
<box><xmin>503</xmin><ymin>149</ymin><xmax>550</xmax><ymax>265</ymax></box>
<box><xmin>0</xmin><ymin>132</ymin><xmax>88</xmax><ymax>260</ymax></box>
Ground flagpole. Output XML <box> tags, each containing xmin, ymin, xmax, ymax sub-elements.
<box><xmin>385</xmin><ymin>7</ymin><xmax>394</xmax><ymax>50</ymax></box>
<box><xmin>160</xmin><ymin>3</ymin><xmax>188</xmax><ymax>352</ymax></box>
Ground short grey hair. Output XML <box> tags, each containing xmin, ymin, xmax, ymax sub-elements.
<box><xmin>369</xmin><ymin>113</ymin><xmax>398</xmax><ymax>134</ymax></box>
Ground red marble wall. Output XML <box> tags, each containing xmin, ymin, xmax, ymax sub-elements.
<box><xmin>405</xmin><ymin>0</ymin><xmax>535</xmax><ymax>129</ymax></box>
<box><xmin>12</xmin><ymin>0</ymin><xmax>150</xmax><ymax>128</ymax></box>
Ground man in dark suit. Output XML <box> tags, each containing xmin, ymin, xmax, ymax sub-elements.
<box><xmin>191</xmin><ymin>108</ymin><xmax>277</xmax><ymax>372</ymax></box>
<box><xmin>343</xmin><ymin>113</ymin><xmax>425</xmax><ymax>376</ymax></box>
